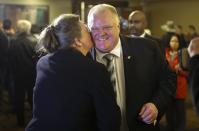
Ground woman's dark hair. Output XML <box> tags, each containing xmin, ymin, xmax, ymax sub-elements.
<box><xmin>168</xmin><ymin>33</ymin><xmax>180</xmax><ymax>48</ymax></box>
<box><xmin>38</xmin><ymin>14</ymin><xmax>81</xmax><ymax>53</ymax></box>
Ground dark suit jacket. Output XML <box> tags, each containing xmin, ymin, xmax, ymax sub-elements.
<box><xmin>9</xmin><ymin>33</ymin><xmax>37</xmax><ymax>80</ymax></box>
<box><xmin>189</xmin><ymin>55</ymin><xmax>199</xmax><ymax>115</ymax></box>
<box><xmin>0</xmin><ymin>29</ymin><xmax>8</xmax><ymax>68</ymax></box>
<box><xmin>145</xmin><ymin>34</ymin><xmax>165</xmax><ymax>55</ymax></box>
<box><xmin>145</xmin><ymin>34</ymin><xmax>177</xmax><ymax>94</ymax></box>
<box><xmin>0</xmin><ymin>29</ymin><xmax>8</xmax><ymax>84</ymax></box>
<box><xmin>25</xmin><ymin>48</ymin><xmax>121</xmax><ymax>131</ymax></box>
<box><xmin>91</xmin><ymin>36</ymin><xmax>175</xmax><ymax>131</ymax></box>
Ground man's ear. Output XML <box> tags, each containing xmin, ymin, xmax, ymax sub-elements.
<box><xmin>117</xmin><ymin>24</ymin><xmax>121</xmax><ymax>33</ymax></box>
<box><xmin>74</xmin><ymin>38</ymin><xmax>82</xmax><ymax>47</ymax></box>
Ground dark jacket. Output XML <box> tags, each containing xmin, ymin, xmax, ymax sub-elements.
<box><xmin>0</xmin><ymin>29</ymin><xmax>8</xmax><ymax>85</ymax></box>
<box><xmin>9</xmin><ymin>33</ymin><xmax>37</xmax><ymax>79</ymax></box>
<box><xmin>0</xmin><ymin>29</ymin><xmax>8</xmax><ymax>67</ymax></box>
<box><xmin>25</xmin><ymin>48</ymin><xmax>121</xmax><ymax>131</ymax></box>
<box><xmin>145</xmin><ymin>34</ymin><xmax>177</xmax><ymax>96</ymax></box>
<box><xmin>145</xmin><ymin>34</ymin><xmax>165</xmax><ymax>55</ymax></box>
<box><xmin>91</xmin><ymin>36</ymin><xmax>176</xmax><ymax>131</ymax></box>
<box><xmin>189</xmin><ymin>55</ymin><xmax>199</xmax><ymax>115</ymax></box>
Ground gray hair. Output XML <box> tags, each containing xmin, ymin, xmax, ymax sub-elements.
<box><xmin>38</xmin><ymin>14</ymin><xmax>81</xmax><ymax>53</ymax></box>
<box><xmin>87</xmin><ymin>4</ymin><xmax>120</xmax><ymax>29</ymax></box>
<box><xmin>16</xmin><ymin>19</ymin><xmax>32</xmax><ymax>34</ymax></box>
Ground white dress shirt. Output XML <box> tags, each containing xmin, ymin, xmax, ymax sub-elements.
<box><xmin>130</xmin><ymin>32</ymin><xmax>146</xmax><ymax>38</ymax></box>
<box><xmin>95</xmin><ymin>39</ymin><xmax>128</xmax><ymax>131</ymax></box>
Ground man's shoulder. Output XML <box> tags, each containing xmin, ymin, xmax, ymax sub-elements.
<box><xmin>145</xmin><ymin>34</ymin><xmax>161</xmax><ymax>43</ymax></box>
<box><xmin>121</xmin><ymin>35</ymin><xmax>158</xmax><ymax>48</ymax></box>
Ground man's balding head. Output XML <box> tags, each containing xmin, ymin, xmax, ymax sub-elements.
<box><xmin>128</xmin><ymin>10</ymin><xmax>147</xmax><ymax>36</ymax></box>
<box><xmin>188</xmin><ymin>37</ymin><xmax>199</xmax><ymax>57</ymax></box>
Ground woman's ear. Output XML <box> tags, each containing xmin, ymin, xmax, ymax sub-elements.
<box><xmin>74</xmin><ymin>38</ymin><xmax>82</xmax><ymax>47</ymax></box>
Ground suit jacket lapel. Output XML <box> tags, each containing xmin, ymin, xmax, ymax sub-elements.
<box><xmin>88</xmin><ymin>47</ymin><xmax>97</xmax><ymax>61</ymax></box>
<box><xmin>120</xmin><ymin>36</ymin><xmax>135</xmax><ymax>84</ymax></box>
<box><xmin>120</xmin><ymin>36</ymin><xmax>133</xmax><ymax>64</ymax></box>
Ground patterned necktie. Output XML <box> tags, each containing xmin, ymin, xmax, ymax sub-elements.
<box><xmin>103</xmin><ymin>54</ymin><xmax>116</xmax><ymax>94</ymax></box>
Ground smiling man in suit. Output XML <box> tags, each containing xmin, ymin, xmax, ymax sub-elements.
<box><xmin>87</xmin><ymin>4</ymin><xmax>176</xmax><ymax>131</ymax></box>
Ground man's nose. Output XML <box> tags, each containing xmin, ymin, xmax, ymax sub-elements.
<box><xmin>98</xmin><ymin>28</ymin><xmax>107</xmax><ymax>35</ymax></box>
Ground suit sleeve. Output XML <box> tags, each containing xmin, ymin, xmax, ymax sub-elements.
<box><xmin>189</xmin><ymin>55</ymin><xmax>199</xmax><ymax>115</ymax></box>
<box><xmin>90</xmin><ymin>64</ymin><xmax>121</xmax><ymax>131</ymax></box>
<box><xmin>151</xmin><ymin>43</ymin><xmax>177</xmax><ymax>120</ymax></box>
<box><xmin>0</xmin><ymin>30</ymin><xmax>8</xmax><ymax>68</ymax></box>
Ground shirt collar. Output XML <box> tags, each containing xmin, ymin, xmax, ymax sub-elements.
<box><xmin>130</xmin><ymin>32</ymin><xmax>146</xmax><ymax>38</ymax></box>
<box><xmin>96</xmin><ymin>39</ymin><xmax>121</xmax><ymax>60</ymax></box>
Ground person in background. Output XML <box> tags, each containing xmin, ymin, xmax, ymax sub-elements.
<box><xmin>87</xmin><ymin>4</ymin><xmax>175</xmax><ymax>131</ymax></box>
<box><xmin>0</xmin><ymin>29</ymin><xmax>8</xmax><ymax>84</ymax></box>
<box><xmin>187</xmin><ymin>37</ymin><xmax>199</xmax><ymax>116</ymax></box>
<box><xmin>186</xmin><ymin>25</ymin><xmax>198</xmax><ymax>45</ymax></box>
<box><xmin>161</xmin><ymin>20</ymin><xmax>176</xmax><ymax>49</ymax></box>
<box><xmin>165</xmin><ymin>34</ymin><xmax>188</xmax><ymax>131</ymax></box>
<box><xmin>2</xmin><ymin>19</ymin><xmax>15</xmax><ymax>41</ymax></box>
<box><xmin>9</xmin><ymin>19</ymin><xmax>38</xmax><ymax>127</ymax></box>
<box><xmin>175</xmin><ymin>25</ymin><xmax>187</xmax><ymax>49</ymax></box>
<box><xmin>2</xmin><ymin>19</ymin><xmax>15</xmax><ymax>108</ymax></box>
<box><xmin>128</xmin><ymin>10</ymin><xmax>164</xmax><ymax>54</ymax></box>
<box><xmin>0</xmin><ymin>29</ymin><xmax>9</xmax><ymax>108</ymax></box>
<box><xmin>25</xmin><ymin>14</ymin><xmax>120</xmax><ymax>131</ymax></box>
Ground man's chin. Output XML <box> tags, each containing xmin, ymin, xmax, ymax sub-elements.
<box><xmin>96</xmin><ymin>47</ymin><xmax>111</xmax><ymax>53</ymax></box>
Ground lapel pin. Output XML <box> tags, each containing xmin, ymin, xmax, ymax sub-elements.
<box><xmin>127</xmin><ymin>56</ymin><xmax>132</xmax><ymax>60</ymax></box>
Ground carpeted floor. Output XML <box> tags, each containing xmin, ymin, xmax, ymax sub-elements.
<box><xmin>0</xmin><ymin>90</ymin><xmax>31</xmax><ymax>131</ymax></box>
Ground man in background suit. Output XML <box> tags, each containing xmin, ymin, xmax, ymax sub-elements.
<box><xmin>0</xmin><ymin>29</ymin><xmax>8</xmax><ymax>85</ymax></box>
<box><xmin>9</xmin><ymin>20</ymin><xmax>37</xmax><ymax>127</ymax></box>
<box><xmin>128</xmin><ymin>10</ymin><xmax>164</xmax><ymax>54</ymax></box>
<box><xmin>0</xmin><ymin>29</ymin><xmax>8</xmax><ymax>107</ymax></box>
<box><xmin>87</xmin><ymin>4</ymin><xmax>176</xmax><ymax>131</ymax></box>
<box><xmin>188</xmin><ymin>37</ymin><xmax>199</xmax><ymax>116</ymax></box>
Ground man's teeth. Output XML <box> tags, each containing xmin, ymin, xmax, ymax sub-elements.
<box><xmin>98</xmin><ymin>37</ymin><xmax>108</xmax><ymax>40</ymax></box>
